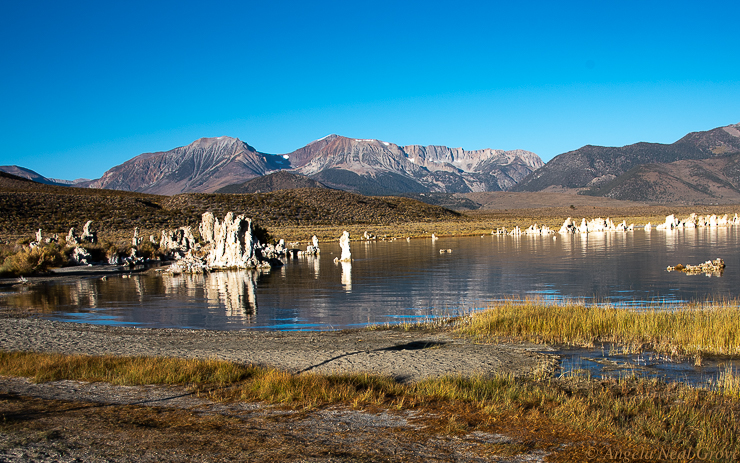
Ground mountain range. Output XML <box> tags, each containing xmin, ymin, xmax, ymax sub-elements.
<box><xmin>76</xmin><ymin>134</ymin><xmax>543</xmax><ymax>196</ymax></box>
<box><xmin>4</xmin><ymin>121</ymin><xmax>740</xmax><ymax>204</ymax></box>
<box><xmin>80</xmin><ymin>136</ymin><xmax>290</xmax><ymax>195</ymax></box>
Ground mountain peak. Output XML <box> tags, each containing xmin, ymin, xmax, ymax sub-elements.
<box><xmin>188</xmin><ymin>136</ymin><xmax>243</xmax><ymax>148</ymax></box>
<box><xmin>87</xmin><ymin>136</ymin><xmax>286</xmax><ymax>194</ymax></box>
<box><xmin>307</xmin><ymin>135</ymin><xmax>393</xmax><ymax>146</ymax></box>
<box><xmin>723</xmin><ymin>123</ymin><xmax>740</xmax><ymax>138</ymax></box>
<box><xmin>310</xmin><ymin>134</ymin><xmax>340</xmax><ymax>144</ymax></box>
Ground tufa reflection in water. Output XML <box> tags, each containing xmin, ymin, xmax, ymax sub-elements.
<box><xmin>164</xmin><ymin>271</ymin><xmax>259</xmax><ymax>322</ymax></box>
<box><xmin>340</xmin><ymin>261</ymin><xmax>352</xmax><ymax>292</ymax></box>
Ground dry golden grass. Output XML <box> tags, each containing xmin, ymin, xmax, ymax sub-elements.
<box><xmin>0</xmin><ymin>352</ymin><xmax>253</xmax><ymax>386</ymax></box>
<box><xmin>2</xmin><ymin>350</ymin><xmax>740</xmax><ymax>459</ymax></box>
<box><xmin>458</xmin><ymin>299</ymin><xmax>740</xmax><ymax>357</ymax></box>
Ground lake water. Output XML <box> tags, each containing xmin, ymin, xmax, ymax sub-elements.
<box><xmin>2</xmin><ymin>227</ymin><xmax>739</xmax><ymax>331</ymax></box>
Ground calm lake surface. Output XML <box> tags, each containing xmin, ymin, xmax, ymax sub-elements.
<box><xmin>2</xmin><ymin>228</ymin><xmax>739</xmax><ymax>331</ymax></box>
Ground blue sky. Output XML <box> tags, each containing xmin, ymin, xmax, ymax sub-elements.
<box><xmin>2</xmin><ymin>0</ymin><xmax>738</xmax><ymax>181</ymax></box>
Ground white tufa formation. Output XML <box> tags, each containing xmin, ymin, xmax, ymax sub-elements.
<box><xmin>160</xmin><ymin>226</ymin><xmax>197</xmax><ymax>255</ymax></box>
<box><xmin>81</xmin><ymin>220</ymin><xmax>97</xmax><ymax>244</ymax></box>
<box><xmin>207</xmin><ymin>212</ymin><xmax>258</xmax><ymax>269</ymax></box>
<box><xmin>299</xmin><ymin>235</ymin><xmax>320</xmax><ymax>256</ymax></box>
<box><xmin>199</xmin><ymin>211</ymin><xmax>216</xmax><ymax>244</ymax></box>
<box><xmin>338</xmin><ymin>231</ymin><xmax>352</xmax><ymax>262</ymax></box>
<box><xmin>655</xmin><ymin>213</ymin><xmax>739</xmax><ymax>230</ymax></box>
<box><xmin>70</xmin><ymin>247</ymin><xmax>92</xmax><ymax>265</ymax></box>
<box><xmin>66</xmin><ymin>227</ymin><xmax>80</xmax><ymax>246</ymax></box>
<box><xmin>132</xmin><ymin>227</ymin><xmax>142</xmax><ymax>247</ymax></box>
<box><xmin>493</xmin><ymin>212</ymin><xmax>738</xmax><ymax>240</ymax></box>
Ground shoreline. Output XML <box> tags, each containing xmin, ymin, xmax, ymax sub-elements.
<box><xmin>0</xmin><ymin>317</ymin><xmax>557</xmax><ymax>383</ymax></box>
<box><xmin>0</xmin><ymin>263</ymin><xmax>156</xmax><ymax>288</ymax></box>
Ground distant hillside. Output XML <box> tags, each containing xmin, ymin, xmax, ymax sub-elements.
<box><xmin>0</xmin><ymin>177</ymin><xmax>458</xmax><ymax>239</ymax></box>
<box><xmin>0</xmin><ymin>166</ymin><xmax>73</xmax><ymax>187</ymax></box>
<box><xmin>583</xmin><ymin>153</ymin><xmax>740</xmax><ymax>203</ymax></box>
<box><xmin>217</xmin><ymin>171</ymin><xmax>327</xmax><ymax>194</ymax></box>
<box><xmin>512</xmin><ymin>123</ymin><xmax>740</xmax><ymax>196</ymax></box>
<box><xmin>309</xmin><ymin>169</ymin><xmax>429</xmax><ymax>196</ymax></box>
<box><xmin>0</xmin><ymin>171</ymin><xmax>186</xmax><ymax>238</ymax></box>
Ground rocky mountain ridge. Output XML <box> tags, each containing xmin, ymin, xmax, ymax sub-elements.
<box><xmin>75</xmin><ymin>134</ymin><xmax>543</xmax><ymax>196</ymax></box>
<box><xmin>283</xmin><ymin>134</ymin><xmax>543</xmax><ymax>195</ymax></box>
<box><xmin>80</xmin><ymin>137</ymin><xmax>290</xmax><ymax>195</ymax></box>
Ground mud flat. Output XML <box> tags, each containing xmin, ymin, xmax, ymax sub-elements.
<box><xmin>0</xmin><ymin>375</ymin><xmax>551</xmax><ymax>463</ymax></box>
<box><xmin>0</xmin><ymin>317</ymin><xmax>556</xmax><ymax>383</ymax></box>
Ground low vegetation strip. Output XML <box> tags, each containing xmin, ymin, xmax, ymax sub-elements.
<box><xmin>0</xmin><ymin>352</ymin><xmax>253</xmax><ymax>386</ymax></box>
<box><xmin>460</xmin><ymin>300</ymin><xmax>740</xmax><ymax>357</ymax></box>
<box><xmin>2</xmin><ymin>351</ymin><xmax>740</xmax><ymax>461</ymax></box>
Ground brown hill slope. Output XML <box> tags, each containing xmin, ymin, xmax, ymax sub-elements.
<box><xmin>513</xmin><ymin>122</ymin><xmax>740</xmax><ymax>193</ymax></box>
<box><xmin>584</xmin><ymin>153</ymin><xmax>740</xmax><ymax>204</ymax></box>
<box><xmin>216</xmin><ymin>171</ymin><xmax>327</xmax><ymax>194</ymax></box>
<box><xmin>162</xmin><ymin>189</ymin><xmax>460</xmax><ymax>227</ymax></box>
<box><xmin>0</xmin><ymin>178</ymin><xmax>458</xmax><ymax>240</ymax></box>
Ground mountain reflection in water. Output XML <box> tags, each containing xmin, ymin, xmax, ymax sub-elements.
<box><xmin>1</xmin><ymin>227</ymin><xmax>739</xmax><ymax>330</ymax></box>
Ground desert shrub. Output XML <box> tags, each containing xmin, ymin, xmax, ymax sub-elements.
<box><xmin>0</xmin><ymin>242</ymin><xmax>67</xmax><ymax>277</ymax></box>
<box><xmin>137</xmin><ymin>240</ymin><xmax>163</xmax><ymax>260</ymax></box>
<box><xmin>105</xmin><ymin>243</ymin><xmax>131</xmax><ymax>261</ymax></box>
<box><xmin>0</xmin><ymin>244</ymin><xmax>17</xmax><ymax>263</ymax></box>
